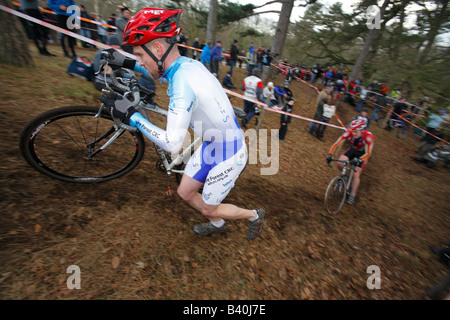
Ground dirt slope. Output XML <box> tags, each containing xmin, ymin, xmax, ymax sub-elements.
<box><xmin>0</xmin><ymin>44</ymin><xmax>449</xmax><ymax>300</ymax></box>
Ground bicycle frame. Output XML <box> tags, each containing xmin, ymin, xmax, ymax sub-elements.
<box><xmin>92</xmin><ymin>100</ymin><xmax>202</xmax><ymax>178</ymax></box>
<box><xmin>331</xmin><ymin>159</ymin><xmax>357</xmax><ymax>193</ymax></box>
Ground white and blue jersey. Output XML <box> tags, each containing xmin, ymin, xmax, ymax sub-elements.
<box><xmin>129</xmin><ymin>56</ymin><xmax>247</xmax><ymax>205</ymax></box>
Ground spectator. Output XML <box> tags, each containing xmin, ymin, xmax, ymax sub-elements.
<box><xmin>424</xmin><ymin>110</ymin><xmax>447</xmax><ymax>136</ymax></box>
<box><xmin>210</xmin><ymin>40</ymin><xmax>223</xmax><ymax>77</ymax></box>
<box><xmin>96</xmin><ymin>14</ymin><xmax>108</xmax><ymax>44</ymax></box>
<box><xmin>48</xmin><ymin>0</ymin><xmax>77</xmax><ymax>58</ymax></box>
<box><xmin>246</xmin><ymin>47</ymin><xmax>257</xmax><ymax>76</ymax></box>
<box><xmin>323</xmin><ymin>66</ymin><xmax>334</xmax><ymax>86</ymax></box>
<box><xmin>89</xmin><ymin>12</ymin><xmax>99</xmax><ymax>43</ymax></box>
<box><xmin>309</xmin><ymin>86</ymin><xmax>332</xmax><ymax>135</ymax></box>
<box><xmin>357</xmin><ymin>108</ymin><xmax>371</xmax><ymax>129</ymax></box>
<box><xmin>241</xmin><ymin>68</ymin><xmax>263</xmax><ymax>128</ymax></box>
<box><xmin>273</xmin><ymin>84</ymin><xmax>288</xmax><ymax>108</ymax></box>
<box><xmin>310</xmin><ymin>64</ymin><xmax>319</xmax><ymax>83</ymax></box>
<box><xmin>256</xmin><ymin>47</ymin><xmax>264</xmax><ymax>70</ymax></box>
<box><xmin>261</xmin><ymin>49</ymin><xmax>272</xmax><ymax>82</ymax></box>
<box><xmin>79</xmin><ymin>5</ymin><xmax>93</xmax><ymax>48</ymax></box>
<box><xmin>356</xmin><ymin>86</ymin><xmax>368</xmax><ymax>112</ymax></box>
<box><xmin>416</xmin><ymin>127</ymin><xmax>445</xmax><ymax>156</ymax></box>
<box><xmin>222</xmin><ymin>71</ymin><xmax>235</xmax><ymax>89</ymax></box>
<box><xmin>107</xmin><ymin>13</ymin><xmax>116</xmax><ymax>32</ymax></box>
<box><xmin>200</xmin><ymin>41</ymin><xmax>211</xmax><ymax>71</ymax></box>
<box><xmin>191</xmin><ymin>37</ymin><xmax>201</xmax><ymax>60</ymax></box>
<box><xmin>177</xmin><ymin>32</ymin><xmax>188</xmax><ymax>56</ymax></box>
<box><xmin>345</xmin><ymin>80</ymin><xmax>357</xmax><ymax>107</ymax></box>
<box><xmin>239</xmin><ymin>49</ymin><xmax>246</xmax><ymax>68</ymax></box>
<box><xmin>372</xmin><ymin>94</ymin><xmax>387</xmax><ymax>123</ymax></box>
<box><xmin>21</xmin><ymin>0</ymin><xmax>56</xmax><ymax>56</ymax></box>
<box><xmin>385</xmin><ymin>97</ymin><xmax>408</xmax><ymax>130</ymax></box>
<box><xmin>262</xmin><ymin>82</ymin><xmax>274</xmax><ymax>104</ymax></box>
<box><xmin>116</xmin><ymin>6</ymin><xmax>133</xmax><ymax>53</ymax></box>
<box><xmin>283</xmin><ymin>82</ymin><xmax>293</xmax><ymax>100</ymax></box>
<box><xmin>316</xmin><ymin>96</ymin><xmax>336</xmax><ymax>139</ymax></box>
<box><xmin>229</xmin><ymin>39</ymin><xmax>239</xmax><ymax>76</ymax></box>
<box><xmin>279</xmin><ymin>98</ymin><xmax>295</xmax><ymax>143</ymax></box>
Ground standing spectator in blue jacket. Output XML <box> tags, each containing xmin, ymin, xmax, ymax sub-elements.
<box><xmin>48</xmin><ymin>0</ymin><xmax>77</xmax><ymax>58</ymax></box>
<box><xmin>211</xmin><ymin>40</ymin><xmax>223</xmax><ymax>77</ymax></box>
<box><xmin>200</xmin><ymin>42</ymin><xmax>211</xmax><ymax>71</ymax></box>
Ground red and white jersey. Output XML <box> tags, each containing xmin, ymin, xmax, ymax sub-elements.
<box><xmin>329</xmin><ymin>130</ymin><xmax>374</xmax><ymax>161</ymax></box>
<box><xmin>242</xmin><ymin>75</ymin><xmax>263</xmax><ymax>100</ymax></box>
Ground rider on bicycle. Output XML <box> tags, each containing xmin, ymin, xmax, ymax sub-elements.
<box><xmin>326</xmin><ymin>119</ymin><xmax>374</xmax><ymax>205</ymax></box>
<box><xmin>99</xmin><ymin>8</ymin><xmax>265</xmax><ymax>239</ymax></box>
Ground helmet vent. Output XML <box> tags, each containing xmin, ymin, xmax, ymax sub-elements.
<box><xmin>137</xmin><ymin>26</ymin><xmax>150</xmax><ymax>31</ymax></box>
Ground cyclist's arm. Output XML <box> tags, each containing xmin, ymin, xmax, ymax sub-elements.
<box><xmin>129</xmin><ymin>73</ymin><xmax>195</xmax><ymax>153</ymax></box>
<box><xmin>359</xmin><ymin>133</ymin><xmax>374</xmax><ymax>162</ymax></box>
<box><xmin>329</xmin><ymin>131</ymin><xmax>350</xmax><ymax>155</ymax></box>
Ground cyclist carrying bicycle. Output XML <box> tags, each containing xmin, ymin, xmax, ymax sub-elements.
<box><xmin>326</xmin><ymin>119</ymin><xmax>374</xmax><ymax>204</ymax></box>
<box><xmin>98</xmin><ymin>8</ymin><xmax>265</xmax><ymax>239</ymax></box>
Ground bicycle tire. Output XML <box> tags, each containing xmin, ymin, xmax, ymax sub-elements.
<box><xmin>324</xmin><ymin>176</ymin><xmax>347</xmax><ymax>214</ymax></box>
<box><xmin>19</xmin><ymin>105</ymin><xmax>146</xmax><ymax>183</ymax></box>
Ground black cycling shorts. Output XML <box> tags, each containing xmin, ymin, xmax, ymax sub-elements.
<box><xmin>343</xmin><ymin>148</ymin><xmax>367</xmax><ymax>169</ymax></box>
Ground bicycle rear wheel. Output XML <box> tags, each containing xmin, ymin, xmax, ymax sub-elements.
<box><xmin>20</xmin><ymin>106</ymin><xmax>146</xmax><ymax>183</ymax></box>
<box><xmin>324</xmin><ymin>176</ymin><xmax>347</xmax><ymax>214</ymax></box>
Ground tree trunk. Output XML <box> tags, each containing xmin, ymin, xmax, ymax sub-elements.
<box><xmin>349</xmin><ymin>0</ymin><xmax>390</xmax><ymax>82</ymax></box>
<box><xmin>205</xmin><ymin>0</ymin><xmax>218</xmax><ymax>45</ymax></box>
<box><xmin>270</xmin><ymin>0</ymin><xmax>294</xmax><ymax>57</ymax></box>
<box><xmin>0</xmin><ymin>0</ymin><xmax>34</xmax><ymax>67</ymax></box>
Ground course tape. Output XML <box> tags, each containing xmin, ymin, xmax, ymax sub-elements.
<box><xmin>344</xmin><ymin>90</ymin><xmax>449</xmax><ymax>144</ymax></box>
<box><xmin>224</xmin><ymin>89</ymin><xmax>345</xmax><ymax>131</ymax></box>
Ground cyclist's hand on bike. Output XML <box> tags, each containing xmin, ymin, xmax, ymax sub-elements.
<box><xmin>101</xmin><ymin>48</ymin><xmax>136</xmax><ymax>70</ymax></box>
<box><xmin>350</xmin><ymin>158</ymin><xmax>363</xmax><ymax>166</ymax></box>
<box><xmin>100</xmin><ymin>92</ymin><xmax>137</xmax><ymax>125</ymax></box>
<box><xmin>326</xmin><ymin>154</ymin><xmax>332</xmax><ymax>164</ymax></box>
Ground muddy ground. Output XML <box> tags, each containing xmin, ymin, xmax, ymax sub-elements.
<box><xmin>0</xmin><ymin>44</ymin><xmax>449</xmax><ymax>300</ymax></box>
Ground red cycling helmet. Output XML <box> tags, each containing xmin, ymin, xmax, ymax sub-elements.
<box><xmin>349</xmin><ymin>119</ymin><xmax>366</xmax><ymax>131</ymax></box>
<box><xmin>123</xmin><ymin>8</ymin><xmax>182</xmax><ymax>46</ymax></box>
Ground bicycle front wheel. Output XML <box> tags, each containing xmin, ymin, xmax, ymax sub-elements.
<box><xmin>324</xmin><ymin>176</ymin><xmax>347</xmax><ymax>214</ymax></box>
<box><xmin>20</xmin><ymin>106</ymin><xmax>146</xmax><ymax>183</ymax></box>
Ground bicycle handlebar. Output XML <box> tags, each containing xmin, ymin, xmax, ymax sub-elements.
<box><xmin>327</xmin><ymin>158</ymin><xmax>354</xmax><ymax>168</ymax></box>
<box><xmin>97</xmin><ymin>55</ymin><xmax>145</xmax><ymax>133</ymax></box>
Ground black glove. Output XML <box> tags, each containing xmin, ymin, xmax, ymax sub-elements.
<box><xmin>100</xmin><ymin>92</ymin><xmax>137</xmax><ymax>125</ymax></box>
<box><xmin>351</xmin><ymin>158</ymin><xmax>363</xmax><ymax>166</ymax></box>
<box><xmin>326</xmin><ymin>154</ymin><xmax>332</xmax><ymax>164</ymax></box>
<box><xmin>101</xmin><ymin>48</ymin><xmax>136</xmax><ymax>70</ymax></box>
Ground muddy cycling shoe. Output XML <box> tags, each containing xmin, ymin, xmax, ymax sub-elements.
<box><xmin>346</xmin><ymin>194</ymin><xmax>356</xmax><ymax>205</ymax></box>
<box><xmin>193</xmin><ymin>222</ymin><xmax>227</xmax><ymax>236</ymax></box>
<box><xmin>248</xmin><ymin>208</ymin><xmax>266</xmax><ymax>240</ymax></box>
